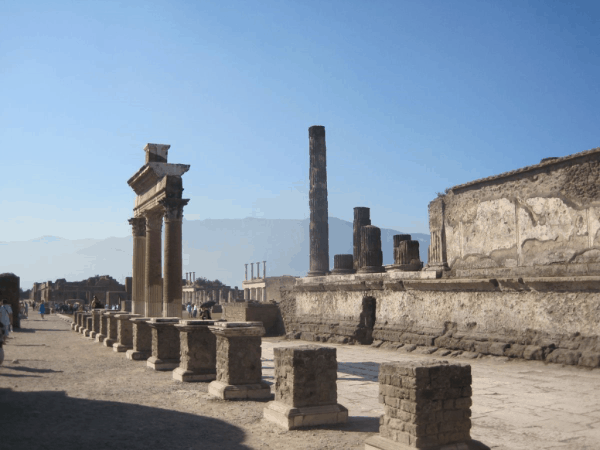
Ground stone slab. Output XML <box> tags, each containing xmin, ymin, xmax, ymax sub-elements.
<box><xmin>208</xmin><ymin>380</ymin><xmax>272</xmax><ymax>400</ymax></box>
<box><xmin>95</xmin><ymin>334</ymin><xmax>106</xmax><ymax>343</ymax></box>
<box><xmin>147</xmin><ymin>356</ymin><xmax>179</xmax><ymax>371</ymax></box>
<box><xmin>125</xmin><ymin>350</ymin><xmax>151</xmax><ymax>361</ymax></box>
<box><xmin>172</xmin><ymin>367</ymin><xmax>216</xmax><ymax>382</ymax></box>
<box><xmin>263</xmin><ymin>401</ymin><xmax>348</xmax><ymax>430</ymax></box>
<box><xmin>103</xmin><ymin>338</ymin><xmax>116</xmax><ymax>347</ymax></box>
<box><xmin>364</xmin><ymin>435</ymin><xmax>488</xmax><ymax>450</ymax></box>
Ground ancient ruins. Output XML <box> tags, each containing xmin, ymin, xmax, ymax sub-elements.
<box><xmin>29</xmin><ymin>275</ymin><xmax>127</xmax><ymax>306</ymax></box>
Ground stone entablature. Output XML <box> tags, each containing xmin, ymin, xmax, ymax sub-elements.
<box><xmin>430</xmin><ymin>146</ymin><xmax>600</xmax><ymax>277</ymax></box>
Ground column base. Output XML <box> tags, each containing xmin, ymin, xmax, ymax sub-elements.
<box><xmin>113</xmin><ymin>344</ymin><xmax>131</xmax><ymax>353</ymax></box>
<box><xmin>71</xmin><ymin>323</ymin><xmax>76</xmax><ymax>331</ymax></box>
<box><xmin>306</xmin><ymin>271</ymin><xmax>328</xmax><ymax>277</ymax></box>
<box><xmin>172</xmin><ymin>367</ymin><xmax>216</xmax><ymax>382</ymax></box>
<box><xmin>208</xmin><ymin>380</ymin><xmax>272</xmax><ymax>400</ymax></box>
<box><xmin>95</xmin><ymin>334</ymin><xmax>106</xmax><ymax>344</ymax></box>
<box><xmin>88</xmin><ymin>331</ymin><xmax>97</xmax><ymax>339</ymax></box>
<box><xmin>74</xmin><ymin>325</ymin><xmax>81</xmax><ymax>332</ymax></box>
<box><xmin>386</xmin><ymin>262</ymin><xmax>423</xmax><ymax>272</ymax></box>
<box><xmin>358</xmin><ymin>266</ymin><xmax>386</xmax><ymax>273</ymax></box>
<box><xmin>125</xmin><ymin>350</ymin><xmax>151</xmax><ymax>361</ymax></box>
<box><xmin>83</xmin><ymin>330</ymin><xmax>91</xmax><ymax>337</ymax></box>
<box><xmin>330</xmin><ymin>268</ymin><xmax>355</xmax><ymax>275</ymax></box>
<box><xmin>263</xmin><ymin>401</ymin><xmax>348</xmax><ymax>430</ymax></box>
<box><xmin>103</xmin><ymin>338</ymin><xmax>116</xmax><ymax>347</ymax></box>
<box><xmin>147</xmin><ymin>356</ymin><xmax>179</xmax><ymax>371</ymax></box>
<box><xmin>364</xmin><ymin>436</ymin><xmax>487</xmax><ymax>450</ymax></box>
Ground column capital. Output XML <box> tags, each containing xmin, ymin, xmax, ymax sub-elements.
<box><xmin>143</xmin><ymin>209</ymin><xmax>164</xmax><ymax>231</ymax></box>
<box><xmin>160</xmin><ymin>198</ymin><xmax>190</xmax><ymax>222</ymax></box>
<box><xmin>128</xmin><ymin>217</ymin><xmax>146</xmax><ymax>237</ymax></box>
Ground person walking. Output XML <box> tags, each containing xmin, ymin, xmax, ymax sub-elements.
<box><xmin>192</xmin><ymin>304</ymin><xmax>198</xmax><ymax>318</ymax></box>
<box><xmin>0</xmin><ymin>301</ymin><xmax>10</xmax><ymax>339</ymax></box>
<box><xmin>39</xmin><ymin>302</ymin><xmax>46</xmax><ymax>320</ymax></box>
<box><xmin>187</xmin><ymin>303</ymin><xmax>192</xmax><ymax>318</ymax></box>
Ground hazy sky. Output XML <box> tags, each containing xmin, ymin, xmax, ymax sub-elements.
<box><xmin>3</xmin><ymin>0</ymin><xmax>600</xmax><ymax>242</ymax></box>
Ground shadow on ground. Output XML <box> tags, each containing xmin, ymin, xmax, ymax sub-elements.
<box><xmin>337</xmin><ymin>362</ymin><xmax>380</xmax><ymax>382</ymax></box>
<box><xmin>0</xmin><ymin>388</ymin><xmax>250</xmax><ymax>450</ymax></box>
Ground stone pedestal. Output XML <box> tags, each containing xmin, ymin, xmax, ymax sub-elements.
<box><xmin>83</xmin><ymin>316</ymin><xmax>93</xmax><ymax>337</ymax></box>
<box><xmin>264</xmin><ymin>346</ymin><xmax>347</xmax><ymax>429</ymax></box>
<box><xmin>208</xmin><ymin>322</ymin><xmax>271</xmax><ymax>400</ymax></box>
<box><xmin>75</xmin><ymin>312</ymin><xmax>84</xmax><ymax>332</ymax></box>
<box><xmin>95</xmin><ymin>311</ymin><xmax>108</xmax><ymax>343</ymax></box>
<box><xmin>173</xmin><ymin>320</ymin><xmax>217</xmax><ymax>382</ymax></box>
<box><xmin>71</xmin><ymin>312</ymin><xmax>80</xmax><ymax>331</ymax></box>
<box><xmin>103</xmin><ymin>312</ymin><xmax>119</xmax><ymax>347</ymax></box>
<box><xmin>89</xmin><ymin>309</ymin><xmax>103</xmax><ymax>339</ymax></box>
<box><xmin>147</xmin><ymin>318</ymin><xmax>181</xmax><ymax>371</ymax></box>
<box><xmin>354</xmin><ymin>207</ymin><xmax>371</xmax><ymax>271</ymax></box>
<box><xmin>113</xmin><ymin>313</ymin><xmax>139</xmax><ymax>352</ymax></box>
<box><xmin>126</xmin><ymin>317</ymin><xmax>152</xmax><ymax>361</ymax></box>
<box><xmin>365</xmin><ymin>360</ymin><xmax>481</xmax><ymax>450</ymax></box>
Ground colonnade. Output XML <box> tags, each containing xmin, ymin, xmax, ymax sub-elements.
<box><xmin>129</xmin><ymin>199</ymin><xmax>188</xmax><ymax>318</ymax></box>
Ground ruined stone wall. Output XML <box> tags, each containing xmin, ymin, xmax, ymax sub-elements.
<box><xmin>433</xmin><ymin>148</ymin><xmax>600</xmax><ymax>277</ymax></box>
<box><xmin>286</xmin><ymin>275</ymin><xmax>600</xmax><ymax>368</ymax></box>
<box><xmin>222</xmin><ymin>301</ymin><xmax>281</xmax><ymax>335</ymax></box>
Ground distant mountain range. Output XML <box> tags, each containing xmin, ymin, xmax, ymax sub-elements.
<box><xmin>1</xmin><ymin>217</ymin><xmax>430</xmax><ymax>290</ymax></box>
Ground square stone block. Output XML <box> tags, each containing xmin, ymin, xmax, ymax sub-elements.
<box><xmin>208</xmin><ymin>380</ymin><xmax>271</xmax><ymax>400</ymax></box>
<box><xmin>173</xmin><ymin>320</ymin><xmax>217</xmax><ymax>383</ymax></box>
<box><xmin>263</xmin><ymin>401</ymin><xmax>347</xmax><ymax>430</ymax></box>
<box><xmin>147</xmin><ymin>318</ymin><xmax>180</xmax><ymax>371</ymax></box>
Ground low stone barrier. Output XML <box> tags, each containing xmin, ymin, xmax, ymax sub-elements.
<box><xmin>365</xmin><ymin>360</ymin><xmax>486</xmax><ymax>450</ymax></box>
<box><xmin>147</xmin><ymin>318</ymin><xmax>180</xmax><ymax>371</ymax></box>
<box><xmin>126</xmin><ymin>317</ymin><xmax>152</xmax><ymax>361</ymax></box>
<box><xmin>263</xmin><ymin>346</ymin><xmax>347</xmax><ymax>429</ymax></box>
<box><xmin>173</xmin><ymin>320</ymin><xmax>216</xmax><ymax>382</ymax></box>
<box><xmin>207</xmin><ymin>322</ymin><xmax>271</xmax><ymax>400</ymax></box>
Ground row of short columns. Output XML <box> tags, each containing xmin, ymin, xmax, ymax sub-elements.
<box><xmin>70</xmin><ymin>313</ymin><xmax>479</xmax><ymax>447</ymax></box>
<box><xmin>243</xmin><ymin>287</ymin><xmax>267</xmax><ymax>301</ymax></box>
<box><xmin>182</xmin><ymin>288</ymin><xmax>241</xmax><ymax>305</ymax></box>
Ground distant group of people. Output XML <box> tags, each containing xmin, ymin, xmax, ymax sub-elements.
<box><xmin>186</xmin><ymin>302</ymin><xmax>212</xmax><ymax>320</ymax></box>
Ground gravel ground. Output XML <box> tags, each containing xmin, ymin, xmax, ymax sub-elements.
<box><xmin>0</xmin><ymin>314</ymin><xmax>376</xmax><ymax>450</ymax></box>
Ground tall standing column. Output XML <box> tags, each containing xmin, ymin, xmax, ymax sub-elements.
<box><xmin>129</xmin><ymin>218</ymin><xmax>147</xmax><ymax>316</ymax></box>
<box><xmin>161</xmin><ymin>198</ymin><xmax>189</xmax><ymax>318</ymax></box>
<box><xmin>353</xmin><ymin>207</ymin><xmax>371</xmax><ymax>271</ymax></box>
<box><xmin>245</xmin><ymin>264</ymin><xmax>248</xmax><ymax>280</ymax></box>
<box><xmin>263</xmin><ymin>261</ymin><xmax>266</xmax><ymax>279</ymax></box>
<box><xmin>251</xmin><ymin>263</ymin><xmax>254</xmax><ymax>280</ymax></box>
<box><xmin>144</xmin><ymin>210</ymin><xmax>164</xmax><ymax>317</ymax></box>
<box><xmin>308</xmin><ymin>125</ymin><xmax>329</xmax><ymax>276</ymax></box>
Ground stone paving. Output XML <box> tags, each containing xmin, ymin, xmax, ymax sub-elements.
<box><xmin>261</xmin><ymin>337</ymin><xmax>600</xmax><ymax>450</ymax></box>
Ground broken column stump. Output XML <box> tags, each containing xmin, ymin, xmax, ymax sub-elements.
<box><xmin>207</xmin><ymin>322</ymin><xmax>271</xmax><ymax>400</ymax></box>
<box><xmin>388</xmin><ymin>234</ymin><xmax>423</xmax><ymax>272</ymax></box>
<box><xmin>113</xmin><ymin>313</ymin><xmax>139</xmax><ymax>353</ymax></box>
<box><xmin>103</xmin><ymin>311</ymin><xmax>120</xmax><ymax>348</ymax></box>
<box><xmin>126</xmin><ymin>317</ymin><xmax>152</xmax><ymax>361</ymax></box>
<box><xmin>147</xmin><ymin>318</ymin><xmax>181</xmax><ymax>371</ymax></box>
<box><xmin>173</xmin><ymin>320</ymin><xmax>217</xmax><ymax>382</ymax></box>
<box><xmin>332</xmin><ymin>254</ymin><xmax>355</xmax><ymax>275</ymax></box>
<box><xmin>365</xmin><ymin>360</ymin><xmax>483</xmax><ymax>450</ymax></box>
<box><xmin>263</xmin><ymin>345</ymin><xmax>348</xmax><ymax>430</ymax></box>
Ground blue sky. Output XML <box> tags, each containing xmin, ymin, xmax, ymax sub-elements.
<box><xmin>2</xmin><ymin>0</ymin><xmax>600</xmax><ymax>241</ymax></box>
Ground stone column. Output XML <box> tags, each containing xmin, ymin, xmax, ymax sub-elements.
<box><xmin>389</xmin><ymin>234</ymin><xmax>423</xmax><ymax>272</ymax></box>
<box><xmin>425</xmin><ymin>197</ymin><xmax>448</xmax><ymax>275</ymax></box>
<box><xmin>173</xmin><ymin>320</ymin><xmax>217</xmax><ymax>382</ymax></box>
<box><xmin>147</xmin><ymin>318</ymin><xmax>181</xmax><ymax>371</ymax></box>
<box><xmin>103</xmin><ymin>311</ymin><xmax>120</xmax><ymax>347</ymax></box>
<box><xmin>263</xmin><ymin>261</ymin><xmax>266</xmax><ymax>279</ymax></box>
<box><xmin>358</xmin><ymin>225</ymin><xmax>385</xmax><ymax>273</ymax></box>
<box><xmin>207</xmin><ymin>322</ymin><xmax>271</xmax><ymax>400</ymax></box>
<box><xmin>263</xmin><ymin>286</ymin><xmax>267</xmax><ymax>302</ymax></box>
<box><xmin>129</xmin><ymin>217</ymin><xmax>147</xmax><ymax>315</ymax></box>
<box><xmin>144</xmin><ymin>210</ymin><xmax>163</xmax><ymax>317</ymax></box>
<box><xmin>244</xmin><ymin>288</ymin><xmax>249</xmax><ymax>300</ymax></box>
<box><xmin>332</xmin><ymin>254</ymin><xmax>354</xmax><ymax>274</ymax></box>
<box><xmin>245</xmin><ymin>264</ymin><xmax>248</xmax><ymax>281</ymax></box>
<box><xmin>257</xmin><ymin>262</ymin><xmax>261</xmax><ymax>279</ymax></box>
<box><xmin>308</xmin><ymin>125</ymin><xmax>329</xmax><ymax>276</ymax></box>
<box><xmin>264</xmin><ymin>346</ymin><xmax>348</xmax><ymax>429</ymax></box>
<box><xmin>353</xmin><ymin>207</ymin><xmax>371</xmax><ymax>271</ymax></box>
<box><xmin>251</xmin><ymin>263</ymin><xmax>254</xmax><ymax>280</ymax></box>
<box><xmin>126</xmin><ymin>317</ymin><xmax>152</xmax><ymax>360</ymax></box>
<box><xmin>365</xmin><ymin>361</ymin><xmax>476</xmax><ymax>450</ymax></box>
<box><xmin>160</xmin><ymin>198</ymin><xmax>189</xmax><ymax>318</ymax></box>
<box><xmin>113</xmin><ymin>313</ymin><xmax>139</xmax><ymax>352</ymax></box>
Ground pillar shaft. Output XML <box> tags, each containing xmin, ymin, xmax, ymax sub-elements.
<box><xmin>129</xmin><ymin>217</ymin><xmax>146</xmax><ymax>315</ymax></box>
<box><xmin>308</xmin><ymin>125</ymin><xmax>329</xmax><ymax>276</ymax></box>
<box><xmin>353</xmin><ymin>207</ymin><xmax>371</xmax><ymax>271</ymax></box>
<box><xmin>144</xmin><ymin>210</ymin><xmax>163</xmax><ymax>317</ymax></box>
<box><xmin>161</xmin><ymin>198</ymin><xmax>189</xmax><ymax>318</ymax></box>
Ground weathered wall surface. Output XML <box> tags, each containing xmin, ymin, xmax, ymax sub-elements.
<box><xmin>286</xmin><ymin>275</ymin><xmax>600</xmax><ymax>368</ymax></box>
<box><xmin>431</xmin><ymin>148</ymin><xmax>600</xmax><ymax>277</ymax></box>
<box><xmin>222</xmin><ymin>301</ymin><xmax>280</xmax><ymax>336</ymax></box>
